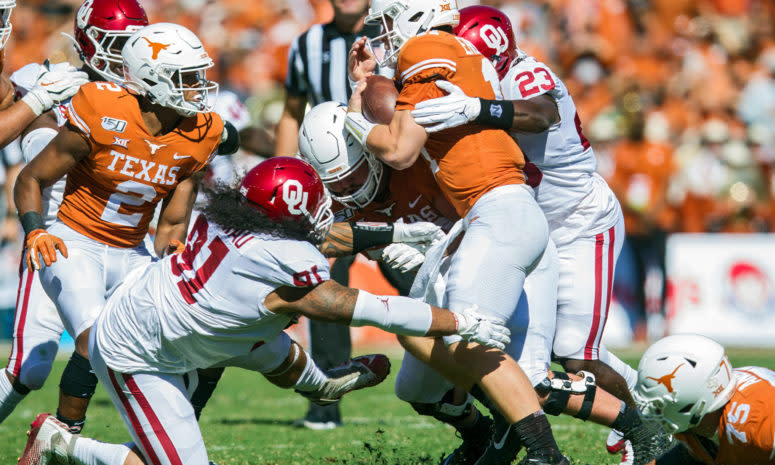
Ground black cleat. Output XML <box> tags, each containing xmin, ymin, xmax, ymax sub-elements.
<box><xmin>441</xmin><ymin>416</ymin><xmax>494</xmax><ymax>465</ymax></box>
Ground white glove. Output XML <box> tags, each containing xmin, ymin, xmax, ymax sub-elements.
<box><xmin>454</xmin><ymin>305</ymin><xmax>510</xmax><ymax>350</ymax></box>
<box><xmin>381</xmin><ymin>243</ymin><xmax>426</xmax><ymax>272</ymax></box>
<box><xmin>411</xmin><ymin>80</ymin><xmax>481</xmax><ymax>133</ymax></box>
<box><xmin>22</xmin><ymin>65</ymin><xmax>89</xmax><ymax>116</ymax></box>
<box><xmin>392</xmin><ymin>221</ymin><xmax>444</xmax><ymax>250</ymax></box>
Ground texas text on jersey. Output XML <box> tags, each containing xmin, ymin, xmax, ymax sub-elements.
<box><xmin>395</xmin><ymin>30</ymin><xmax>526</xmax><ymax>217</ymax></box>
<box><xmin>61</xmin><ymin>81</ymin><xmax>224</xmax><ymax>247</ymax></box>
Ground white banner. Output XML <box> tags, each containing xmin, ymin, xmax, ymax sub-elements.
<box><xmin>666</xmin><ymin>234</ymin><xmax>775</xmax><ymax>346</ymax></box>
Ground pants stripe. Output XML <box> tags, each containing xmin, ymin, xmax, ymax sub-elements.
<box><xmin>123</xmin><ymin>373</ymin><xmax>183</xmax><ymax>465</ymax></box>
<box><xmin>10</xmin><ymin>269</ymin><xmax>34</xmax><ymax>377</ymax></box>
<box><xmin>585</xmin><ymin>232</ymin><xmax>605</xmax><ymax>359</ymax></box>
<box><xmin>601</xmin><ymin>226</ymin><xmax>616</xmax><ymax>340</ymax></box>
<box><xmin>108</xmin><ymin>369</ymin><xmax>164</xmax><ymax>465</ymax></box>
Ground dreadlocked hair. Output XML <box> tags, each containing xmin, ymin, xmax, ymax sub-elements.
<box><xmin>200</xmin><ymin>182</ymin><xmax>313</xmax><ymax>243</ymax></box>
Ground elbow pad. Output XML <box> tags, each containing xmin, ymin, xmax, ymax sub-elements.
<box><xmin>217</xmin><ymin>121</ymin><xmax>240</xmax><ymax>155</ymax></box>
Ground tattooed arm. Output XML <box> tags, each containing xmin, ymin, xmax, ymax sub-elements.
<box><xmin>264</xmin><ymin>280</ymin><xmax>456</xmax><ymax>336</ymax></box>
<box><xmin>318</xmin><ymin>222</ymin><xmax>355</xmax><ymax>257</ymax></box>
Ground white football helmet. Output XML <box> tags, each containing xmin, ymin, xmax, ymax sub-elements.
<box><xmin>365</xmin><ymin>0</ymin><xmax>460</xmax><ymax>67</ymax></box>
<box><xmin>122</xmin><ymin>23</ymin><xmax>218</xmax><ymax>117</ymax></box>
<box><xmin>0</xmin><ymin>0</ymin><xmax>15</xmax><ymax>51</ymax></box>
<box><xmin>635</xmin><ymin>334</ymin><xmax>736</xmax><ymax>434</ymax></box>
<box><xmin>298</xmin><ymin>101</ymin><xmax>384</xmax><ymax>209</ymax></box>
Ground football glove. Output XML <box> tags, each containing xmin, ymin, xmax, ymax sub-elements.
<box><xmin>392</xmin><ymin>221</ymin><xmax>444</xmax><ymax>250</ymax></box>
<box><xmin>454</xmin><ymin>305</ymin><xmax>510</xmax><ymax>350</ymax></box>
<box><xmin>25</xmin><ymin>229</ymin><xmax>68</xmax><ymax>271</ymax></box>
<box><xmin>411</xmin><ymin>80</ymin><xmax>481</xmax><ymax>133</ymax></box>
<box><xmin>381</xmin><ymin>242</ymin><xmax>426</xmax><ymax>273</ymax></box>
<box><xmin>22</xmin><ymin>65</ymin><xmax>89</xmax><ymax>116</ymax></box>
<box><xmin>164</xmin><ymin>239</ymin><xmax>186</xmax><ymax>257</ymax></box>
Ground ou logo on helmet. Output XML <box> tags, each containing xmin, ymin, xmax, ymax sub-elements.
<box><xmin>283</xmin><ymin>180</ymin><xmax>309</xmax><ymax>215</ymax></box>
<box><xmin>480</xmin><ymin>24</ymin><xmax>509</xmax><ymax>55</ymax></box>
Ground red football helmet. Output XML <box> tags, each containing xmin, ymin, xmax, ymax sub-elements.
<box><xmin>455</xmin><ymin>5</ymin><xmax>519</xmax><ymax>80</ymax></box>
<box><xmin>240</xmin><ymin>157</ymin><xmax>334</xmax><ymax>242</ymax></box>
<box><xmin>73</xmin><ymin>0</ymin><xmax>148</xmax><ymax>82</ymax></box>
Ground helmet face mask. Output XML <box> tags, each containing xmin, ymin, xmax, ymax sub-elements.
<box><xmin>365</xmin><ymin>0</ymin><xmax>459</xmax><ymax>68</ymax></box>
<box><xmin>0</xmin><ymin>0</ymin><xmax>14</xmax><ymax>51</ymax></box>
<box><xmin>635</xmin><ymin>334</ymin><xmax>736</xmax><ymax>435</ymax></box>
<box><xmin>73</xmin><ymin>0</ymin><xmax>148</xmax><ymax>83</ymax></box>
<box><xmin>122</xmin><ymin>23</ymin><xmax>218</xmax><ymax>117</ymax></box>
<box><xmin>298</xmin><ymin>102</ymin><xmax>384</xmax><ymax>209</ymax></box>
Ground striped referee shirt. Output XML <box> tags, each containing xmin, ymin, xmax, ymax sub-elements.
<box><xmin>285</xmin><ymin>22</ymin><xmax>380</xmax><ymax>107</ymax></box>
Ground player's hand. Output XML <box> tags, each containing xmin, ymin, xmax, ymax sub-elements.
<box><xmin>348</xmin><ymin>78</ymin><xmax>368</xmax><ymax>114</ymax></box>
<box><xmin>23</xmin><ymin>65</ymin><xmax>89</xmax><ymax>115</ymax></box>
<box><xmin>25</xmin><ymin>228</ymin><xmax>68</xmax><ymax>271</ymax></box>
<box><xmin>411</xmin><ymin>80</ymin><xmax>482</xmax><ymax>133</ymax></box>
<box><xmin>454</xmin><ymin>305</ymin><xmax>510</xmax><ymax>350</ymax></box>
<box><xmin>381</xmin><ymin>243</ymin><xmax>426</xmax><ymax>272</ymax></box>
<box><xmin>164</xmin><ymin>239</ymin><xmax>186</xmax><ymax>257</ymax></box>
<box><xmin>392</xmin><ymin>221</ymin><xmax>444</xmax><ymax>249</ymax></box>
<box><xmin>348</xmin><ymin>37</ymin><xmax>377</xmax><ymax>82</ymax></box>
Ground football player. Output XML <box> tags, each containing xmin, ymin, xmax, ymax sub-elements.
<box><xmin>301</xmin><ymin>101</ymin><xmax>660</xmax><ymax>465</ymax></box>
<box><xmin>636</xmin><ymin>334</ymin><xmax>775</xmax><ymax>465</ymax></box>
<box><xmin>345</xmin><ymin>0</ymin><xmax>571</xmax><ymax>463</ymax></box>
<box><xmin>18</xmin><ymin>157</ymin><xmax>510</xmax><ymax>465</ymax></box>
<box><xmin>12</xmin><ymin>22</ymin><xmax>238</xmax><ymax>435</ymax></box>
<box><xmin>0</xmin><ymin>0</ymin><xmax>117</xmax><ymax>425</ymax></box>
<box><xmin>409</xmin><ymin>5</ymin><xmax>645</xmax><ymax>461</ymax></box>
<box><xmin>0</xmin><ymin>1</ymin><xmax>87</xmax><ymax>149</ymax></box>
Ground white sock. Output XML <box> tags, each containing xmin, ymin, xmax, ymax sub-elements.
<box><xmin>71</xmin><ymin>437</ymin><xmax>131</xmax><ymax>465</ymax></box>
<box><xmin>0</xmin><ymin>370</ymin><xmax>27</xmax><ymax>423</ymax></box>
<box><xmin>293</xmin><ymin>351</ymin><xmax>329</xmax><ymax>393</ymax></box>
<box><xmin>599</xmin><ymin>346</ymin><xmax>638</xmax><ymax>392</ymax></box>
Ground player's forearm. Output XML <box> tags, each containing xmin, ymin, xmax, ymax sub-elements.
<box><xmin>366</xmin><ymin>112</ymin><xmax>424</xmax><ymax>170</ymax></box>
<box><xmin>475</xmin><ymin>97</ymin><xmax>558</xmax><ymax>133</ymax></box>
<box><xmin>0</xmin><ymin>101</ymin><xmax>39</xmax><ymax>149</ymax></box>
<box><xmin>319</xmin><ymin>222</ymin><xmax>396</xmax><ymax>257</ymax></box>
<box><xmin>13</xmin><ymin>168</ymin><xmax>45</xmax><ymax>218</ymax></box>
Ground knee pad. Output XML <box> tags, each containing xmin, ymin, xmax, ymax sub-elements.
<box><xmin>59</xmin><ymin>352</ymin><xmax>98</xmax><ymax>399</ymax></box>
<box><xmin>536</xmin><ymin>370</ymin><xmax>597</xmax><ymax>420</ymax></box>
<box><xmin>410</xmin><ymin>390</ymin><xmax>474</xmax><ymax>424</ymax></box>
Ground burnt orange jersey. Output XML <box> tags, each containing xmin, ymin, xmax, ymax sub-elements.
<box><xmin>676</xmin><ymin>367</ymin><xmax>775</xmax><ymax>465</ymax></box>
<box><xmin>394</xmin><ymin>30</ymin><xmax>526</xmax><ymax>217</ymax></box>
<box><xmin>60</xmin><ymin>81</ymin><xmax>223</xmax><ymax>248</ymax></box>
<box><xmin>333</xmin><ymin>161</ymin><xmax>458</xmax><ymax>231</ymax></box>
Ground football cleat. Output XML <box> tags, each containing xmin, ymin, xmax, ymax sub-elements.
<box><xmin>607</xmin><ymin>429</ymin><xmax>634</xmax><ymax>465</ymax></box>
<box><xmin>18</xmin><ymin>413</ymin><xmax>74</xmax><ymax>465</ymax></box>
<box><xmin>440</xmin><ymin>415</ymin><xmax>493</xmax><ymax>465</ymax></box>
<box><xmin>297</xmin><ymin>354</ymin><xmax>391</xmax><ymax>406</ymax></box>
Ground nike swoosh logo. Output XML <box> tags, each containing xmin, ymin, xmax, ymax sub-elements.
<box><xmin>40</xmin><ymin>82</ymin><xmax>57</xmax><ymax>86</ymax></box>
<box><xmin>408</xmin><ymin>195</ymin><xmax>422</xmax><ymax>208</ymax></box>
<box><xmin>493</xmin><ymin>425</ymin><xmax>511</xmax><ymax>450</ymax></box>
<box><xmin>173</xmin><ymin>154</ymin><xmax>191</xmax><ymax>160</ymax></box>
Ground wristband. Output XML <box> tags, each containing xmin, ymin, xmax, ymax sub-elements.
<box><xmin>20</xmin><ymin>211</ymin><xmax>45</xmax><ymax>236</ymax></box>
<box><xmin>350</xmin><ymin>222</ymin><xmax>394</xmax><ymax>253</ymax></box>
<box><xmin>344</xmin><ymin>111</ymin><xmax>377</xmax><ymax>147</ymax></box>
<box><xmin>474</xmin><ymin>99</ymin><xmax>514</xmax><ymax>130</ymax></box>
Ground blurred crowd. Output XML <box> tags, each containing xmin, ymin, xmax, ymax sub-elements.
<box><xmin>7</xmin><ymin>0</ymin><xmax>775</xmax><ymax>234</ymax></box>
<box><xmin>0</xmin><ymin>0</ymin><xmax>774</xmax><ymax>339</ymax></box>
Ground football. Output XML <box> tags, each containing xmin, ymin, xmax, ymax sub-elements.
<box><xmin>361</xmin><ymin>74</ymin><xmax>398</xmax><ymax>125</ymax></box>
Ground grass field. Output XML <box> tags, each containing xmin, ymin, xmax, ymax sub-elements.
<box><xmin>0</xmin><ymin>347</ymin><xmax>773</xmax><ymax>464</ymax></box>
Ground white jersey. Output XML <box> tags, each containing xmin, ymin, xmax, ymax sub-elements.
<box><xmin>11</xmin><ymin>62</ymin><xmax>74</xmax><ymax>227</ymax></box>
<box><xmin>501</xmin><ymin>57</ymin><xmax>620</xmax><ymax>245</ymax></box>
<box><xmin>94</xmin><ymin>213</ymin><xmax>330</xmax><ymax>374</ymax></box>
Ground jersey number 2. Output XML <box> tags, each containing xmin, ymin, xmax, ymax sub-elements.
<box><xmin>100</xmin><ymin>180</ymin><xmax>157</xmax><ymax>227</ymax></box>
<box><xmin>170</xmin><ymin>217</ymin><xmax>228</xmax><ymax>304</ymax></box>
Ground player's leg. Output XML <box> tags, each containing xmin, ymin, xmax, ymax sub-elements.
<box><xmin>38</xmin><ymin>223</ymin><xmax>109</xmax><ymax>432</ymax></box>
<box><xmin>1</xmin><ymin>263</ymin><xmax>63</xmax><ymax>423</ymax></box>
<box><xmin>444</xmin><ymin>186</ymin><xmax>567</xmax><ymax>464</ymax></box>
<box><xmin>553</xmin><ymin>217</ymin><xmax>637</xmax><ymax>407</ymax></box>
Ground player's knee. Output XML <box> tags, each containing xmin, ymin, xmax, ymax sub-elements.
<box><xmin>18</xmin><ymin>362</ymin><xmax>55</xmax><ymax>391</ymax></box>
<box><xmin>60</xmin><ymin>352</ymin><xmax>98</xmax><ymax>399</ymax></box>
<box><xmin>536</xmin><ymin>370</ymin><xmax>597</xmax><ymax>420</ymax></box>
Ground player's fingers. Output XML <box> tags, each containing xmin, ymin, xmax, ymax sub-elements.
<box><xmin>56</xmin><ymin>240</ymin><xmax>68</xmax><ymax>259</ymax></box>
<box><xmin>435</xmin><ymin>80</ymin><xmax>460</xmax><ymax>94</ymax></box>
<box><xmin>25</xmin><ymin>250</ymin><xmax>35</xmax><ymax>271</ymax></box>
<box><xmin>425</xmin><ymin>122</ymin><xmax>449</xmax><ymax>133</ymax></box>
